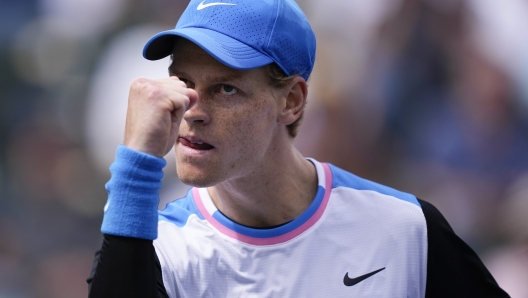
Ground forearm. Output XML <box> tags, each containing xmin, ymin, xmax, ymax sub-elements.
<box><xmin>87</xmin><ymin>145</ymin><xmax>168</xmax><ymax>297</ymax></box>
<box><xmin>88</xmin><ymin>235</ymin><xmax>167</xmax><ymax>298</ymax></box>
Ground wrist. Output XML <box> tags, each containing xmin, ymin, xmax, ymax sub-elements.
<box><xmin>123</xmin><ymin>138</ymin><xmax>167</xmax><ymax>158</ymax></box>
<box><xmin>101</xmin><ymin>145</ymin><xmax>167</xmax><ymax>239</ymax></box>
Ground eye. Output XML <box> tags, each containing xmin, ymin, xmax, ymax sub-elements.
<box><xmin>219</xmin><ymin>84</ymin><xmax>237</xmax><ymax>95</ymax></box>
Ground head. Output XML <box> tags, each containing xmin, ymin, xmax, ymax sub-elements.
<box><xmin>143</xmin><ymin>0</ymin><xmax>316</xmax><ymax>186</ymax></box>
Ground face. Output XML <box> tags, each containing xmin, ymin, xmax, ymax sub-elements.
<box><xmin>169</xmin><ymin>39</ymin><xmax>285</xmax><ymax>187</ymax></box>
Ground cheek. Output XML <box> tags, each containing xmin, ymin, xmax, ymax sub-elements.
<box><xmin>240</xmin><ymin>102</ymin><xmax>275</xmax><ymax>132</ymax></box>
<box><xmin>219</xmin><ymin>104</ymin><xmax>276</xmax><ymax>148</ymax></box>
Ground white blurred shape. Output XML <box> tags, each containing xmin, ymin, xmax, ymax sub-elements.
<box><xmin>468</xmin><ymin>0</ymin><xmax>528</xmax><ymax>75</ymax></box>
<box><xmin>85</xmin><ymin>25</ymin><xmax>174</xmax><ymax>177</ymax></box>
<box><xmin>309</xmin><ymin>0</ymin><xmax>401</xmax><ymax>32</ymax></box>
<box><xmin>484</xmin><ymin>245</ymin><xmax>528</xmax><ymax>298</ymax></box>
<box><xmin>38</xmin><ymin>0</ymin><xmax>125</xmax><ymax>37</ymax></box>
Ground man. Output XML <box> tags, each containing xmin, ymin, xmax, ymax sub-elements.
<box><xmin>87</xmin><ymin>0</ymin><xmax>509</xmax><ymax>297</ymax></box>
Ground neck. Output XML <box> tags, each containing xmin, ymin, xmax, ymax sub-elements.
<box><xmin>208</xmin><ymin>141</ymin><xmax>317</xmax><ymax>228</ymax></box>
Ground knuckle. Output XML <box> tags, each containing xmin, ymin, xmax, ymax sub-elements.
<box><xmin>130</xmin><ymin>78</ymin><xmax>166</xmax><ymax>103</ymax></box>
<box><xmin>130</xmin><ymin>78</ymin><xmax>151</xmax><ymax>95</ymax></box>
<box><xmin>146</xmin><ymin>86</ymin><xmax>162</xmax><ymax>100</ymax></box>
<box><xmin>131</xmin><ymin>77</ymin><xmax>147</xmax><ymax>88</ymax></box>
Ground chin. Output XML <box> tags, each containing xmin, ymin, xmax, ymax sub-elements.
<box><xmin>176</xmin><ymin>166</ymin><xmax>220</xmax><ymax>188</ymax></box>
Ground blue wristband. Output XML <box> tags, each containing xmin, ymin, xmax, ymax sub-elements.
<box><xmin>101</xmin><ymin>145</ymin><xmax>167</xmax><ymax>240</ymax></box>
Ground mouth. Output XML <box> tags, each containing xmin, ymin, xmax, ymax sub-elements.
<box><xmin>178</xmin><ymin>136</ymin><xmax>215</xmax><ymax>151</ymax></box>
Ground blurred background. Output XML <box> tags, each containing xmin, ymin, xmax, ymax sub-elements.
<box><xmin>0</xmin><ymin>0</ymin><xmax>527</xmax><ymax>296</ymax></box>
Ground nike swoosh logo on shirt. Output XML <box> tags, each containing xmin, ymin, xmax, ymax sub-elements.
<box><xmin>343</xmin><ymin>267</ymin><xmax>385</xmax><ymax>287</ymax></box>
<box><xmin>197</xmin><ymin>0</ymin><xmax>236</xmax><ymax>10</ymax></box>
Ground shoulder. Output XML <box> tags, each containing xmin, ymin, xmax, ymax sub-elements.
<box><xmin>158</xmin><ymin>188</ymin><xmax>204</xmax><ymax>227</ymax></box>
<box><xmin>323</xmin><ymin>162</ymin><xmax>426</xmax><ymax>235</ymax></box>
<box><xmin>325</xmin><ymin>163</ymin><xmax>509</xmax><ymax>296</ymax></box>
<box><xmin>416</xmin><ymin>199</ymin><xmax>510</xmax><ymax>297</ymax></box>
<box><xmin>326</xmin><ymin>162</ymin><xmax>421</xmax><ymax>208</ymax></box>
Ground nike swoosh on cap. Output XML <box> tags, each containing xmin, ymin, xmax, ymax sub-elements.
<box><xmin>343</xmin><ymin>267</ymin><xmax>385</xmax><ymax>287</ymax></box>
<box><xmin>197</xmin><ymin>0</ymin><xmax>236</xmax><ymax>10</ymax></box>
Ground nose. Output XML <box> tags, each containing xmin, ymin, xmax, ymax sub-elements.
<box><xmin>183</xmin><ymin>94</ymin><xmax>210</xmax><ymax>124</ymax></box>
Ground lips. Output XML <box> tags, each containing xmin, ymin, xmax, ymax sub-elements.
<box><xmin>179</xmin><ymin>136</ymin><xmax>214</xmax><ymax>150</ymax></box>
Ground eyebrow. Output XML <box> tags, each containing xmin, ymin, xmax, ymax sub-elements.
<box><xmin>207</xmin><ymin>72</ymin><xmax>245</xmax><ymax>83</ymax></box>
<box><xmin>168</xmin><ymin>64</ymin><xmax>246</xmax><ymax>83</ymax></box>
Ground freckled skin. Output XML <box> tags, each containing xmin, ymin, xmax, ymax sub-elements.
<box><xmin>172</xmin><ymin>39</ymin><xmax>285</xmax><ymax>188</ymax></box>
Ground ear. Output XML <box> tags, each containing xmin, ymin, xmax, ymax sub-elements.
<box><xmin>277</xmin><ymin>77</ymin><xmax>308</xmax><ymax>125</ymax></box>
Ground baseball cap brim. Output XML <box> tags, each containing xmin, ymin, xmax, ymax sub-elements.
<box><xmin>143</xmin><ymin>28</ymin><xmax>274</xmax><ymax>70</ymax></box>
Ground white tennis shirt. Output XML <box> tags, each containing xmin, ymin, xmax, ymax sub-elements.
<box><xmin>154</xmin><ymin>159</ymin><xmax>427</xmax><ymax>297</ymax></box>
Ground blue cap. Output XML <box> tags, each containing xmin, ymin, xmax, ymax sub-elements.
<box><xmin>143</xmin><ymin>0</ymin><xmax>316</xmax><ymax>80</ymax></box>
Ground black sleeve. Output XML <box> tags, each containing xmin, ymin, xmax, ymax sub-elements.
<box><xmin>87</xmin><ymin>234</ymin><xmax>169</xmax><ymax>298</ymax></box>
<box><xmin>418</xmin><ymin>199</ymin><xmax>510</xmax><ymax>298</ymax></box>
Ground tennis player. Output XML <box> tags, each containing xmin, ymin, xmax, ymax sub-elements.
<box><xmin>87</xmin><ymin>0</ymin><xmax>509</xmax><ymax>297</ymax></box>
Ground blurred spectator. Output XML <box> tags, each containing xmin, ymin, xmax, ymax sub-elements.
<box><xmin>362</xmin><ymin>0</ymin><xmax>528</xmax><ymax>251</ymax></box>
<box><xmin>4</xmin><ymin>113</ymin><xmax>104</xmax><ymax>296</ymax></box>
<box><xmin>295</xmin><ymin>0</ymin><xmax>397</xmax><ymax>179</ymax></box>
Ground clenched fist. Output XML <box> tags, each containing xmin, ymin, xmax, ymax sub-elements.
<box><xmin>123</xmin><ymin>76</ymin><xmax>198</xmax><ymax>157</ymax></box>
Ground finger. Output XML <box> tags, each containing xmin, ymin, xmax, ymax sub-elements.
<box><xmin>166</xmin><ymin>91</ymin><xmax>190</xmax><ymax>122</ymax></box>
<box><xmin>187</xmin><ymin>88</ymin><xmax>199</xmax><ymax>110</ymax></box>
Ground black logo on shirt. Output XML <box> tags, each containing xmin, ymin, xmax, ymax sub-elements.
<box><xmin>343</xmin><ymin>267</ymin><xmax>385</xmax><ymax>286</ymax></box>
